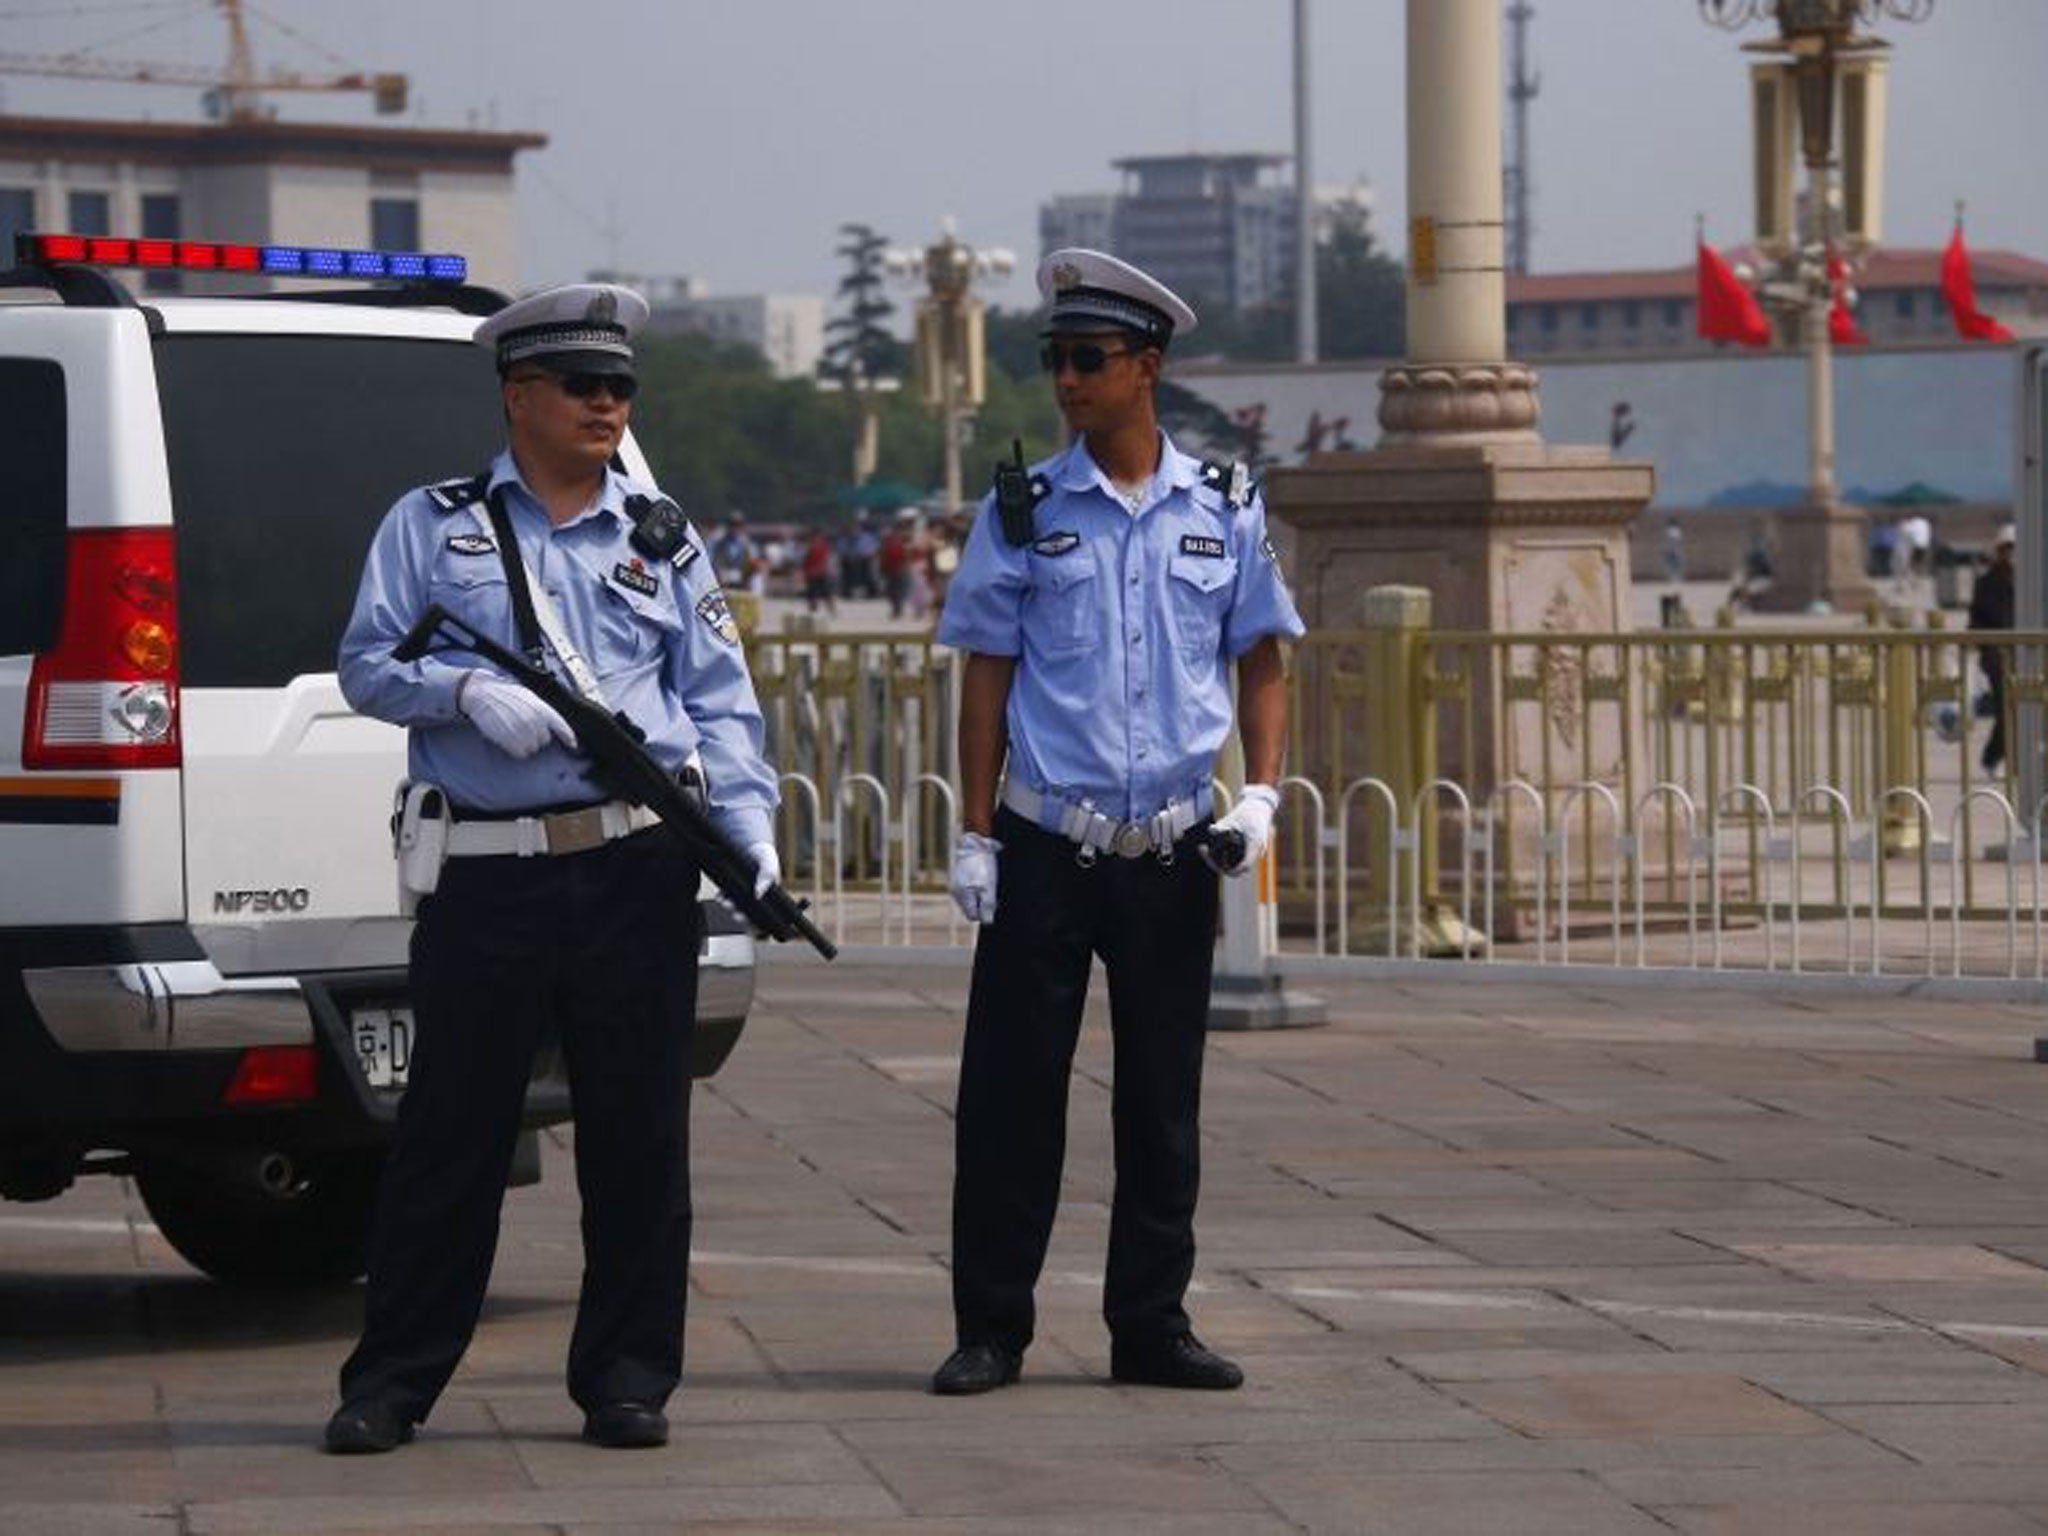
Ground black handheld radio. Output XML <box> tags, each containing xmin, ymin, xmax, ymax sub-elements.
<box><xmin>992</xmin><ymin>439</ymin><xmax>1036</xmax><ymax>547</ymax></box>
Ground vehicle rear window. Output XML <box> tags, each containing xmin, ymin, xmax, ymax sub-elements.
<box><xmin>0</xmin><ymin>357</ymin><xmax>67</xmax><ymax>655</ymax></box>
<box><xmin>154</xmin><ymin>333</ymin><xmax>503</xmax><ymax>687</ymax></box>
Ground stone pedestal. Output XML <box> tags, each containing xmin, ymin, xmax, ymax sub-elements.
<box><xmin>1752</xmin><ymin>500</ymin><xmax>1879</xmax><ymax>615</ymax></box>
<box><xmin>1270</xmin><ymin>444</ymin><xmax>1654</xmax><ymax>752</ymax></box>
<box><xmin>1267</xmin><ymin>440</ymin><xmax>1655</xmax><ymax>940</ymax></box>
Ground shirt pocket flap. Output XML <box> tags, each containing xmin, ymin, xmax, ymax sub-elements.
<box><xmin>430</xmin><ymin>562</ymin><xmax>508</xmax><ymax>592</ymax></box>
<box><xmin>1040</xmin><ymin>559</ymin><xmax>1097</xmax><ymax>596</ymax></box>
<box><xmin>1169</xmin><ymin>552</ymin><xmax>1237</xmax><ymax>595</ymax></box>
<box><xmin>605</xmin><ymin>578</ymin><xmax>685</xmax><ymax>634</ymax></box>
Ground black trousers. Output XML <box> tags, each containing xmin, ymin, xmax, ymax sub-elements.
<box><xmin>951</xmin><ymin>807</ymin><xmax>1220</xmax><ymax>1356</ymax></box>
<box><xmin>339</xmin><ymin>828</ymin><xmax>701</xmax><ymax>1422</ymax></box>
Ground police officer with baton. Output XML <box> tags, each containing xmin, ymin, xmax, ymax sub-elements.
<box><xmin>324</xmin><ymin>284</ymin><xmax>779</xmax><ymax>1453</ymax></box>
<box><xmin>932</xmin><ymin>250</ymin><xmax>1305</xmax><ymax>1395</ymax></box>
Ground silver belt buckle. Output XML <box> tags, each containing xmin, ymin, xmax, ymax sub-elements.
<box><xmin>1111</xmin><ymin>821</ymin><xmax>1151</xmax><ymax>860</ymax></box>
<box><xmin>542</xmin><ymin>805</ymin><xmax>607</xmax><ymax>855</ymax></box>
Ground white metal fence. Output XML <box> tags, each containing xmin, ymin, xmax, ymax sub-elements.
<box><xmin>766</xmin><ymin>771</ymin><xmax>2048</xmax><ymax>985</ymax></box>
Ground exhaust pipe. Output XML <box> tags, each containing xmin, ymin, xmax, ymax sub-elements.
<box><xmin>256</xmin><ymin>1152</ymin><xmax>297</xmax><ymax>1196</ymax></box>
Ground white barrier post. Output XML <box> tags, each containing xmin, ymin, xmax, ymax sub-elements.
<box><xmin>1209</xmin><ymin>765</ymin><xmax>1326</xmax><ymax>1033</ymax></box>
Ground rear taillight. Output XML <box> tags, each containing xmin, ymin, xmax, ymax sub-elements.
<box><xmin>24</xmin><ymin>529</ymin><xmax>182</xmax><ymax>770</ymax></box>
<box><xmin>222</xmin><ymin>1045</ymin><xmax>318</xmax><ymax>1106</ymax></box>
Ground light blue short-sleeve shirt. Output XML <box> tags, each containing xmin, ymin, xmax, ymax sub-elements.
<box><xmin>937</xmin><ymin>433</ymin><xmax>1305</xmax><ymax>822</ymax></box>
<box><xmin>337</xmin><ymin>449</ymin><xmax>778</xmax><ymax>847</ymax></box>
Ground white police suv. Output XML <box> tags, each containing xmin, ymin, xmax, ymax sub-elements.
<box><xmin>0</xmin><ymin>234</ymin><xmax>755</xmax><ymax>1285</ymax></box>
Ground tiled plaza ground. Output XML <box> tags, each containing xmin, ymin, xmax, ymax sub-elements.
<box><xmin>6</xmin><ymin>958</ymin><xmax>2048</xmax><ymax>1533</ymax></box>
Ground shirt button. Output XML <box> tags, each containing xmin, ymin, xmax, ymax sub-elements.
<box><xmin>1130</xmin><ymin>574</ymin><xmax>1140</xmax><ymax>586</ymax></box>
<box><xmin>1137</xmin><ymin>749</ymin><xmax>1148</xmax><ymax>760</ymax></box>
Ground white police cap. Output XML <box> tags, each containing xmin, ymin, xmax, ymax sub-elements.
<box><xmin>1037</xmin><ymin>247</ymin><xmax>1197</xmax><ymax>347</ymax></box>
<box><xmin>474</xmin><ymin>282</ymin><xmax>650</xmax><ymax>376</ymax></box>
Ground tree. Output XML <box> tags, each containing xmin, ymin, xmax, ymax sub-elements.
<box><xmin>1316</xmin><ymin>201</ymin><xmax>1406</xmax><ymax>360</ymax></box>
<box><xmin>820</xmin><ymin>222</ymin><xmax>903</xmax><ymax>385</ymax></box>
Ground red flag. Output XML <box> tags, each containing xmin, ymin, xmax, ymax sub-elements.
<box><xmin>1942</xmin><ymin>222</ymin><xmax>2016</xmax><ymax>343</ymax></box>
<box><xmin>1696</xmin><ymin>239</ymin><xmax>1771</xmax><ymax>347</ymax></box>
<box><xmin>1829</xmin><ymin>296</ymin><xmax>1869</xmax><ymax>346</ymax></box>
<box><xmin>1827</xmin><ymin>249</ymin><xmax>1869</xmax><ymax>345</ymax></box>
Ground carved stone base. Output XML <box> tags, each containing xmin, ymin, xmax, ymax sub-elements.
<box><xmin>1265</xmin><ymin>440</ymin><xmax>1655</xmax><ymax>874</ymax></box>
<box><xmin>1377</xmin><ymin>362</ymin><xmax>1542</xmax><ymax>444</ymax></box>
<box><xmin>1748</xmin><ymin>500</ymin><xmax>1880</xmax><ymax>616</ymax></box>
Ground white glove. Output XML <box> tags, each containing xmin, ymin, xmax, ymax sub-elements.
<box><xmin>458</xmin><ymin>672</ymin><xmax>575</xmax><ymax>760</ymax></box>
<box><xmin>949</xmin><ymin>831</ymin><xmax>1002</xmax><ymax>924</ymax></box>
<box><xmin>1204</xmin><ymin>783</ymin><xmax>1280</xmax><ymax>876</ymax></box>
<box><xmin>746</xmin><ymin>841</ymin><xmax>781</xmax><ymax>898</ymax></box>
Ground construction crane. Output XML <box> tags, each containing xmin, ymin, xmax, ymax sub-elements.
<box><xmin>0</xmin><ymin>0</ymin><xmax>407</xmax><ymax>123</ymax></box>
<box><xmin>1503</xmin><ymin>0</ymin><xmax>1539</xmax><ymax>275</ymax></box>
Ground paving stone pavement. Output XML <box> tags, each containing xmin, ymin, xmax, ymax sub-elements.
<box><xmin>7</xmin><ymin>960</ymin><xmax>2048</xmax><ymax>1533</ymax></box>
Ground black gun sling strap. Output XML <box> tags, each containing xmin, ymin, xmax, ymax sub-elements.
<box><xmin>476</xmin><ymin>495</ymin><xmax>610</xmax><ymax>707</ymax></box>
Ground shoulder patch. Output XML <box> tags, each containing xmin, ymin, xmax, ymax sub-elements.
<box><xmin>424</xmin><ymin>476</ymin><xmax>487</xmax><ymax>514</ymax></box>
<box><xmin>1261</xmin><ymin>532</ymin><xmax>1281</xmax><ymax>564</ymax></box>
<box><xmin>1031</xmin><ymin>531</ymin><xmax>1080</xmax><ymax>557</ymax></box>
<box><xmin>695</xmin><ymin>588</ymin><xmax>740</xmax><ymax>644</ymax></box>
<box><xmin>445</xmin><ymin>533</ymin><xmax>496</xmax><ymax>556</ymax></box>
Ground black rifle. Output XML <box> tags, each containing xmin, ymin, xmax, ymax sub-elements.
<box><xmin>393</xmin><ymin>603</ymin><xmax>837</xmax><ymax>960</ymax></box>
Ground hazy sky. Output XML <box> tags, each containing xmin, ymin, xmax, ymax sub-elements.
<box><xmin>6</xmin><ymin>1</ymin><xmax>2045</xmax><ymax>311</ymax></box>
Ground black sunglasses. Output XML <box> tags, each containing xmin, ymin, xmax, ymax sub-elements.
<box><xmin>515</xmin><ymin>370</ymin><xmax>639</xmax><ymax>401</ymax></box>
<box><xmin>1039</xmin><ymin>340</ymin><xmax>1143</xmax><ymax>375</ymax></box>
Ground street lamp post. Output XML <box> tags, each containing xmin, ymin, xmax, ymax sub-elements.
<box><xmin>1699</xmin><ymin>0</ymin><xmax>1932</xmax><ymax>612</ymax></box>
<box><xmin>886</xmin><ymin>222</ymin><xmax>1014</xmax><ymax>515</ymax></box>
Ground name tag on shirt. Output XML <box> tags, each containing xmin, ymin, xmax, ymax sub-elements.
<box><xmin>612</xmin><ymin>559</ymin><xmax>660</xmax><ymax>597</ymax></box>
<box><xmin>1180</xmin><ymin>534</ymin><xmax>1227</xmax><ymax>559</ymax></box>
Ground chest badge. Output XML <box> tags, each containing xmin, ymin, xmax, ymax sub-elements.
<box><xmin>1180</xmin><ymin>534</ymin><xmax>1227</xmax><ymax>559</ymax></box>
<box><xmin>1031</xmin><ymin>531</ymin><xmax>1080</xmax><ymax>557</ymax></box>
<box><xmin>445</xmin><ymin>533</ymin><xmax>496</xmax><ymax>556</ymax></box>
<box><xmin>695</xmin><ymin>589</ymin><xmax>740</xmax><ymax>645</ymax></box>
<box><xmin>612</xmin><ymin>557</ymin><xmax>660</xmax><ymax>597</ymax></box>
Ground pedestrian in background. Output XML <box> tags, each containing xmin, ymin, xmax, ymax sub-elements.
<box><xmin>879</xmin><ymin>515</ymin><xmax>912</xmax><ymax>618</ymax></box>
<box><xmin>802</xmin><ymin>527</ymin><xmax>837</xmax><ymax>615</ymax></box>
<box><xmin>1970</xmin><ymin>524</ymin><xmax>2016</xmax><ymax>775</ymax></box>
<box><xmin>931</xmin><ymin>249</ymin><xmax>1304</xmax><ymax>1397</ymax></box>
<box><xmin>324</xmin><ymin>284</ymin><xmax>780</xmax><ymax>1455</ymax></box>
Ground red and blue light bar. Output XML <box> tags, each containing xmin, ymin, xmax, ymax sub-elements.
<box><xmin>16</xmin><ymin>232</ymin><xmax>467</xmax><ymax>285</ymax></box>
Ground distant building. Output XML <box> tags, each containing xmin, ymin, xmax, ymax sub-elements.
<box><xmin>0</xmin><ymin>113</ymin><xmax>543</xmax><ymax>293</ymax></box>
<box><xmin>1040</xmin><ymin>153</ymin><xmax>1373</xmax><ymax>319</ymax></box>
<box><xmin>598</xmin><ymin>272</ymin><xmax>825</xmax><ymax>380</ymax></box>
<box><xmin>1507</xmin><ymin>247</ymin><xmax>2048</xmax><ymax>356</ymax></box>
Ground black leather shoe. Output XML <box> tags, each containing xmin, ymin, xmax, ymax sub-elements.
<box><xmin>582</xmin><ymin>1400</ymin><xmax>668</xmax><ymax>1449</ymax></box>
<box><xmin>931</xmin><ymin>1341</ymin><xmax>1021</xmax><ymax>1395</ymax></box>
<box><xmin>322</xmin><ymin>1399</ymin><xmax>413</xmax><ymax>1454</ymax></box>
<box><xmin>1110</xmin><ymin>1332</ymin><xmax>1244</xmax><ymax>1391</ymax></box>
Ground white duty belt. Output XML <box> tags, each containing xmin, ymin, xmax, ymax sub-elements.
<box><xmin>444</xmin><ymin>800</ymin><xmax>661</xmax><ymax>859</ymax></box>
<box><xmin>1000</xmin><ymin>781</ymin><xmax>1212</xmax><ymax>861</ymax></box>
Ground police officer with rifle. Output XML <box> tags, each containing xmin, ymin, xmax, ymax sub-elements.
<box><xmin>326</xmin><ymin>284</ymin><xmax>785</xmax><ymax>1454</ymax></box>
<box><xmin>932</xmin><ymin>250</ymin><xmax>1305</xmax><ymax>1396</ymax></box>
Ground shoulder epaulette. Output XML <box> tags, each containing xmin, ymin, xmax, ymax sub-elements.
<box><xmin>1198</xmin><ymin>460</ymin><xmax>1256</xmax><ymax>512</ymax></box>
<box><xmin>423</xmin><ymin>472</ymin><xmax>490</xmax><ymax>514</ymax></box>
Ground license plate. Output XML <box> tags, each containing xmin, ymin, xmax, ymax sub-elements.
<box><xmin>349</xmin><ymin>1005</ymin><xmax>414</xmax><ymax>1091</ymax></box>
